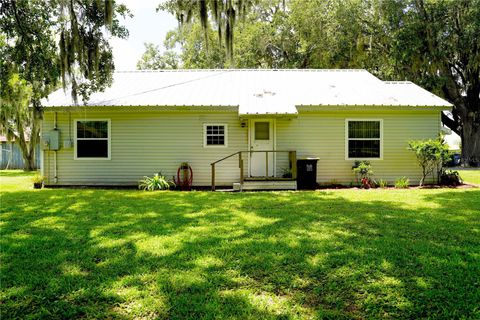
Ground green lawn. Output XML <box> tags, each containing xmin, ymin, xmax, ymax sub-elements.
<box><xmin>1</xmin><ymin>171</ymin><xmax>479</xmax><ymax>319</ymax></box>
<box><xmin>457</xmin><ymin>168</ymin><xmax>480</xmax><ymax>185</ymax></box>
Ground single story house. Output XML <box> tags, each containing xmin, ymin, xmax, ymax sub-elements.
<box><xmin>41</xmin><ymin>69</ymin><xmax>452</xmax><ymax>189</ymax></box>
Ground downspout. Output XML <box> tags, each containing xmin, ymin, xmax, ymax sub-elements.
<box><xmin>54</xmin><ymin>112</ymin><xmax>58</xmax><ymax>184</ymax></box>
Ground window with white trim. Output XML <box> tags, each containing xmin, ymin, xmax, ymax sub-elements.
<box><xmin>347</xmin><ymin>120</ymin><xmax>382</xmax><ymax>159</ymax></box>
<box><xmin>204</xmin><ymin>124</ymin><xmax>227</xmax><ymax>147</ymax></box>
<box><xmin>75</xmin><ymin>120</ymin><xmax>110</xmax><ymax>159</ymax></box>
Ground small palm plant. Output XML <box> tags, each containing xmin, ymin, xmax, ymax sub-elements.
<box><xmin>138</xmin><ymin>173</ymin><xmax>175</xmax><ymax>191</ymax></box>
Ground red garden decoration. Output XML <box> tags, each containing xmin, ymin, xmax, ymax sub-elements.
<box><xmin>177</xmin><ymin>162</ymin><xmax>193</xmax><ymax>191</ymax></box>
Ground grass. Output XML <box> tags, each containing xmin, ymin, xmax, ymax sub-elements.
<box><xmin>1</xmin><ymin>170</ymin><xmax>479</xmax><ymax>319</ymax></box>
<box><xmin>456</xmin><ymin>168</ymin><xmax>480</xmax><ymax>185</ymax></box>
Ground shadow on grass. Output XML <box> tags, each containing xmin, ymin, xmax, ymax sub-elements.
<box><xmin>1</xmin><ymin>189</ymin><xmax>479</xmax><ymax>319</ymax></box>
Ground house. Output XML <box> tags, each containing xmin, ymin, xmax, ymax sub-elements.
<box><xmin>41</xmin><ymin>69</ymin><xmax>452</xmax><ymax>189</ymax></box>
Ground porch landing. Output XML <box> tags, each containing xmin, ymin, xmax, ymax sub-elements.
<box><xmin>237</xmin><ymin>180</ymin><xmax>297</xmax><ymax>191</ymax></box>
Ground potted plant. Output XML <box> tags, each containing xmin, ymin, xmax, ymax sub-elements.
<box><xmin>32</xmin><ymin>174</ymin><xmax>44</xmax><ymax>189</ymax></box>
<box><xmin>281</xmin><ymin>167</ymin><xmax>293</xmax><ymax>178</ymax></box>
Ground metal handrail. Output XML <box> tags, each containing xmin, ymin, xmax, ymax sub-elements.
<box><xmin>211</xmin><ymin>150</ymin><xmax>297</xmax><ymax>191</ymax></box>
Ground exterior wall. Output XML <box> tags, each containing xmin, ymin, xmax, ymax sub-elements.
<box><xmin>42</xmin><ymin>108</ymin><xmax>442</xmax><ymax>187</ymax></box>
<box><xmin>277</xmin><ymin>110</ymin><xmax>441</xmax><ymax>185</ymax></box>
<box><xmin>42</xmin><ymin>109</ymin><xmax>247</xmax><ymax>186</ymax></box>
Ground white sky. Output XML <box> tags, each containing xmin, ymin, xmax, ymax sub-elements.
<box><xmin>111</xmin><ymin>0</ymin><xmax>177</xmax><ymax>70</ymax></box>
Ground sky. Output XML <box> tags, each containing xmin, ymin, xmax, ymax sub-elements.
<box><xmin>111</xmin><ymin>0</ymin><xmax>177</xmax><ymax>70</ymax></box>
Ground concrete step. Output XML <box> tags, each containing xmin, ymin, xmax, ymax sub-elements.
<box><xmin>240</xmin><ymin>180</ymin><xmax>297</xmax><ymax>191</ymax></box>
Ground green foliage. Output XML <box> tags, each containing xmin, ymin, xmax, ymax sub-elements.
<box><xmin>440</xmin><ymin>170</ymin><xmax>462</xmax><ymax>186</ymax></box>
<box><xmin>31</xmin><ymin>174</ymin><xmax>44</xmax><ymax>184</ymax></box>
<box><xmin>136</xmin><ymin>43</ymin><xmax>179</xmax><ymax>70</ymax></box>
<box><xmin>395</xmin><ymin>177</ymin><xmax>410</xmax><ymax>189</ymax></box>
<box><xmin>378</xmin><ymin>179</ymin><xmax>388</xmax><ymax>188</ymax></box>
<box><xmin>158</xmin><ymin>0</ymin><xmax>252</xmax><ymax>63</ymax></box>
<box><xmin>352</xmin><ymin>161</ymin><xmax>373</xmax><ymax>179</ymax></box>
<box><xmin>408</xmin><ymin>138</ymin><xmax>450</xmax><ymax>185</ymax></box>
<box><xmin>138</xmin><ymin>173</ymin><xmax>176</xmax><ymax>191</ymax></box>
<box><xmin>352</xmin><ymin>161</ymin><xmax>374</xmax><ymax>189</ymax></box>
<box><xmin>2</xmin><ymin>171</ymin><xmax>480</xmax><ymax>318</ymax></box>
<box><xmin>0</xmin><ymin>0</ymin><xmax>131</xmax><ymax>103</ymax></box>
<box><xmin>0</xmin><ymin>74</ymin><xmax>39</xmax><ymax>170</ymax></box>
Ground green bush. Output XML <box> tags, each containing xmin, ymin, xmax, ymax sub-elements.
<box><xmin>395</xmin><ymin>177</ymin><xmax>410</xmax><ymax>189</ymax></box>
<box><xmin>352</xmin><ymin>161</ymin><xmax>374</xmax><ymax>188</ymax></box>
<box><xmin>408</xmin><ymin>138</ymin><xmax>450</xmax><ymax>186</ymax></box>
<box><xmin>440</xmin><ymin>170</ymin><xmax>463</xmax><ymax>186</ymax></box>
<box><xmin>32</xmin><ymin>174</ymin><xmax>44</xmax><ymax>184</ymax></box>
<box><xmin>138</xmin><ymin>173</ymin><xmax>176</xmax><ymax>191</ymax></box>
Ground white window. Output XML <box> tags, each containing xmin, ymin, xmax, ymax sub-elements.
<box><xmin>346</xmin><ymin>119</ymin><xmax>382</xmax><ymax>160</ymax></box>
<box><xmin>74</xmin><ymin>120</ymin><xmax>110</xmax><ymax>159</ymax></box>
<box><xmin>204</xmin><ymin>124</ymin><xmax>228</xmax><ymax>147</ymax></box>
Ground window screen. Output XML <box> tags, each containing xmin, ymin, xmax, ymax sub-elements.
<box><xmin>347</xmin><ymin>121</ymin><xmax>381</xmax><ymax>158</ymax></box>
<box><xmin>205</xmin><ymin>125</ymin><xmax>226</xmax><ymax>146</ymax></box>
<box><xmin>255</xmin><ymin>122</ymin><xmax>270</xmax><ymax>140</ymax></box>
<box><xmin>76</xmin><ymin>120</ymin><xmax>109</xmax><ymax>158</ymax></box>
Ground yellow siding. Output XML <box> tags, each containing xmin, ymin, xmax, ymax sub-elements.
<box><xmin>277</xmin><ymin>111</ymin><xmax>441</xmax><ymax>185</ymax></box>
<box><xmin>42</xmin><ymin>109</ymin><xmax>441</xmax><ymax>186</ymax></box>
<box><xmin>42</xmin><ymin>110</ymin><xmax>247</xmax><ymax>186</ymax></box>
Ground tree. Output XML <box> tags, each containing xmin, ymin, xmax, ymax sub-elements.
<box><xmin>152</xmin><ymin>0</ymin><xmax>298</xmax><ymax>69</ymax></box>
<box><xmin>0</xmin><ymin>74</ymin><xmax>39</xmax><ymax>170</ymax></box>
<box><xmin>378</xmin><ymin>0</ymin><xmax>480</xmax><ymax>166</ymax></box>
<box><xmin>137</xmin><ymin>43</ymin><xmax>180</xmax><ymax>70</ymax></box>
<box><xmin>408</xmin><ymin>138</ymin><xmax>450</xmax><ymax>186</ymax></box>
<box><xmin>0</xmin><ymin>0</ymin><xmax>130</xmax><ymax>170</ymax></box>
<box><xmin>158</xmin><ymin>0</ymin><xmax>252</xmax><ymax>63</ymax></box>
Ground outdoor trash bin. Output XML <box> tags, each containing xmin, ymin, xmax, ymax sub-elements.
<box><xmin>297</xmin><ymin>158</ymin><xmax>319</xmax><ymax>190</ymax></box>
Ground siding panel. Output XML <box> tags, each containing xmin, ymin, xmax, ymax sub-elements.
<box><xmin>42</xmin><ymin>109</ymin><xmax>441</xmax><ymax>186</ymax></box>
<box><xmin>42</xmin><ymin>110</ymin><xmax>247</xmax><ymax>186</ymax></box>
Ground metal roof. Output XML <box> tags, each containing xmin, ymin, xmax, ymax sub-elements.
<box><xmin>43</xmin><ymin>69</ymin><xmax>453</xmax><ymax>115</ymax></box>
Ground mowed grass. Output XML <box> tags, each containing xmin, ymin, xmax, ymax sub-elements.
<box><xmin>457</xmin><ymin>168</ymin><xmax>480</xmax><ymax>185</ymax></box>
<box><xmin>1</xmin><ymin>171</ymin><xmax>479</xmax><ymax>319</ymax></box>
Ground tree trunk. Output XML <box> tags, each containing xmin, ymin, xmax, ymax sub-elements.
<box><xmin>461</xmin><ymin>118</ymin><xmax>480</xmax><ymax>167</ymax></box>
<box><xmin>22</xmin><ymin>148</ymin><xmax>36</xmax><ymax>171</ymax></box>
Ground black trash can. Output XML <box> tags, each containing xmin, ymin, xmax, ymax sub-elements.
<box><xmin>297</xmin><ymin>158</ymin><xmax>319</xmax><ymax>190</ymax></box>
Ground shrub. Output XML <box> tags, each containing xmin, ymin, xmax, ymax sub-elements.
<box><xmin>139</xmin><ymin>173</ymin><xmax>176</xmax><ymax>191</ymax></box>
<box><xmin>408</xmin><ymin>138</ymin><xmax>450</xmax><ymax>185</ymax></box>
<box><xmin>395</xmin><ymin>177</ymin><xmax>410</xmax><ymax>189</ymax></box>
<box><xmin>378</xmin><ymin>179</ymin><xmax>388</xmax><ymax>188</ymax></box>
<box><xmin>352</xmin><ymin>161</ymin><xmax>374</xmax><ymax>188</ymax></box>
<box><xmin>32</xmin><ymin>174</ymin><xmax>44</xmax><ymax>189</ymax></box>
<box><xmin>440</xmin><ymin>170</ymin><xmax>463</xmax><ymax>186</ymax></box>
<box><xmin>32</xmin><ymin>174</ymin><xmax>44</xmax><ymax>184</ymax></box>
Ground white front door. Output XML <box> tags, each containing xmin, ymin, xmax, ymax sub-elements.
<box><xmin>249</xmin><ymin>119</ymin><xmax>275</xmax><ymax>177</ymax></box>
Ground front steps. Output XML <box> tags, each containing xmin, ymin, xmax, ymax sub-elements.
<box><xmin>238</xmin><ymin>180</ymin><xmax>297</xmax><ymax>191</ymax></box>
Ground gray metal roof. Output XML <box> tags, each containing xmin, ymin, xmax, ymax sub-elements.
<box><xmin>43</xmin><ymin>69</ymin><xmax>453</xmax><ymax>114</ymax></box>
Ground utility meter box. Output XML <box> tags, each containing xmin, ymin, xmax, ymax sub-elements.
<box><xmin>48</xmin><ymin>129</ymin><xmax>60</xmax><ymax>150</ymax></box>
<box><xmin>63</xmin><ymin>140</ymin><xmax>73</xmax><ymax>149</ymax></box>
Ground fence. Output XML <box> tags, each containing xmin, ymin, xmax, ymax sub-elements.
<box><xmin>0</xmin><ymin>142</ymin><xmax>40</xmax><ymax>170</ymax></box>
